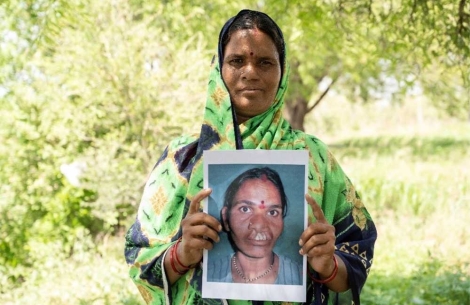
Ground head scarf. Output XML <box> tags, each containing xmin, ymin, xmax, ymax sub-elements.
<box><xmin>184</xmin><ymin>10</ymin><xmax>303</xmax><ymax>207</ymax></box>
<box><xmin>218</xmin><ymin>9</ymin><xmax>286</xmax><ymax>86</ymax></box>
<box><xmin>125</xmin><ymin>9</ymin><xmax>376</xmax><ymax>305</ymax></box>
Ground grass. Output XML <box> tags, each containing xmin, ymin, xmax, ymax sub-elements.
<box><xmin>330</xmin><ymin>136</ymin><xmax>470</xmax><ymax>304</ymax></box>
<box><xmin>310</xmin><ymin>97</ymin><xmax>470</xmax><ymax>304</ymax></box>
<box><xmin>362</xmin><ymin>208</ymin><xmax>470</xmax><ymax>304</ymax></box>
<box><xmin>1</xmin><ymin>98</ymin><xmax>469</xmax><ymax>304</ymax></box>
<box><xmin>0</xmin><ymin>236</ymin><xmax>144</xmax><ymax>305</ymax></box>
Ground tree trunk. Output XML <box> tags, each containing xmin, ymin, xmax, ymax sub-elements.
<box><xmin>284</xmin><ymin>96</ymin><xmax>308</xmax><ymax>131</ymax></box>
<box><xmin>284</xmin><ymin>60</ymin><xmax>337</xmax><ymax>131</ymax></box>
<box><xmin>284</xmin><ymin>80</ymin><xmax>337</xmax><ymax>131</ymax></box>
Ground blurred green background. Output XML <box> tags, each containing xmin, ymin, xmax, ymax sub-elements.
<box><xmin>1</xmin><ymin>0</ymin><xmax>469</xmax><ymax>304</ymax></box>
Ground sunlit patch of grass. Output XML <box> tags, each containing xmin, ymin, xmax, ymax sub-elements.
<box><xmin>363</xmin><ymin>257</ymin><xmax>470</xmax><ymax>305</ymax></box>
<box><xmin>0</xmin><ymin>236</ymin><xmax>144</xmax><ymax>305</ymax></box>
<box><xmin>330</xmin><ymin>135</ymin><xmax>470</xmax><ymax>161</ymax></box>
<box><xmin>327</xmin><ymin>134</ymin><xmax>470</xmax><ymax>217</ymax></box>
<box><xmin>320</xmin><ymin>113</ymin><xmax>470</xmax><ymax>304</ymax></box>
<box><xmin>359</xmin><ymin>191</ymin><xmax>470</xmax><ymax>304</ymax></box>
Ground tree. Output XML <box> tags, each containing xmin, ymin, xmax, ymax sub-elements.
<box><xmin>1</xmin><ymin>0</ymin><xmax>469</xmax><ymax>284</ymax></box>
<box><xmin>0</xmin><ymin>0</ymin><xmax>212</xmax><ymax>278</ymax></box>
<box><xmin>272</xmin><ymin>0</ymin><xmax>470</xmax><ymax>130</ymax></box>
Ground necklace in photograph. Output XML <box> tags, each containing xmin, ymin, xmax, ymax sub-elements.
<box><xmin>232</xmin><ymin>252</ymin><xmax>274</xmax><ymax>283</ymax></box>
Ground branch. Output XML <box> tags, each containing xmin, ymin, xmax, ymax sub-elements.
<box><xmin>458</xmin><ymin>0</ymin><xmax>469</xmax><ymax>35</ymax></box>
<box><xmin>306</xmin><ymin>77</ymin><xmax>338</xmax><ymax>114</ymax></box>
<box><xmin>409</xmin><ymin>0</ymin><xmax>418</xmax><ymax>23</ymax></box>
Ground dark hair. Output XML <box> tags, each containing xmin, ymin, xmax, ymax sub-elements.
<box><xmin>222</xmin><ymin>167</ymin><xmax>288</xmax><ymax>227</ymax></box>
<box><xmin>218</xmin><ymin>10</ymin><xmax>285</xmax><ymax>75</ymax></box>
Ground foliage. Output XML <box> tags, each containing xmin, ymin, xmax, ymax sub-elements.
<box><xmin>0</xmin><ymin>0</ymin><xmax>209</xmax><ymax>276</ymax></box>
<box><xmin>1</xmin><ymin>0</ymin><xmax>469</xmax><ymax>302</ymax></box>
<box><xmin>1</xmin><ymin>103</ymin><xmax>469</xmax><ymax>304</ymax></box>
<box><xmin>279</xmin><ymin>0</ymin><xmax>469</xmax><ymax>128</ymax></box>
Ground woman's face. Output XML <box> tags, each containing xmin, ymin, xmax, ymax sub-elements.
<box><xmin>222</xmin><ymin>29</ymin><xmax>281</xmax><ymax>124</ymax></box>
<box><xmin>222</xmin><ymin>178</ymin><xmax>284</xmax><ymax>259</ymax></box>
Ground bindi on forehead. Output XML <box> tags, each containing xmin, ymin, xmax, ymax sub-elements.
<box><xmin>250</xmin><ymin>51</ymin><xmax>254</xmax><ymax>56</ymax></box>
<box><xmin>259</xmin><ymin>200</ymin><xmax>265</xmax><ymax>209</ymax></box>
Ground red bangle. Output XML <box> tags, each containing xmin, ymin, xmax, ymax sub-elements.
<box><xmin>309</xmin><ymin>255</ymin><xmax>338</xmax><ymax>284</ymax></box>
<box><xmin>174</xmin><ymin>238</ymin><xmax>191</xmax><ymax>270</ymax></box>
<box><xmin>169</xmin><ymin>241</ymin><xmax>187</xmax><ymax>275</ymax></box>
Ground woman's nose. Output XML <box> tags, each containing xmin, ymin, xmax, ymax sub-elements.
<box><xmin>248</xmin><ymin>213</ymin><xmax>268</xmax><ymax>229</ymax></box>
<box><xmin>242</xmin><ymin>63</ymin><xmax>260</xmax><ymax>80</ymax></box>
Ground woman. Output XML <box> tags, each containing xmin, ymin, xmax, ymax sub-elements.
<box><xmin>125</xmin><ymin>9</ymin><xmax>377</xmax><ymax>305</ymax></box>
<box><xmin>207</xmin><ymin>167</ymin><xmax>302</xmax><ymax>285</ymax></box>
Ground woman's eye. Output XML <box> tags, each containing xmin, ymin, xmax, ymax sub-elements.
<box><xmin>268</xmin><ymin>210</ymin><xmax>280</xmax><ymax>217</ymax></box>
<box><xmin>260</xmin><ymin>60</ymin><xmax>273</xmax><ymax>66</ymax></box>
<box><xmin>239</xmin><ymin>206</ymin><xmax>251</xmax><ymax>213</ymax></box>
<box><xmin>230</xmin><ymin>58</ymin><xmax>243</xmax><ymax>65</ymax></box>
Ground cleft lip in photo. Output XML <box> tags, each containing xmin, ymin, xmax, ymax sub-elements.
<box><xmin>248</xmin><ymin>231</ymin><xmax>271</xmax><ymax>242</ymax></box>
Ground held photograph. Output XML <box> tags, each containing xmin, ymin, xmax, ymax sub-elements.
<box><xmin>202</xmin><ymin>150</ymin><xmax>308</xmax><ymax>302</ymax></box>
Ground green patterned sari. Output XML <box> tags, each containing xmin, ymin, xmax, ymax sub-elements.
<box><xmin>125</xmin><ymin>10</ymin><xmax>376</xmax><ymax>305</ymax></box>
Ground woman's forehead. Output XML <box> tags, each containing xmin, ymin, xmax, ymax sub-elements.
<box><xmin>232</xmin><ymin>199</ymin><xmax>282</xmax><ymax>207</ymax></box>
<box><xmin>224</xmin><ymin>29</ymin><xmax>278</xmax><ymax>55</ymax></box>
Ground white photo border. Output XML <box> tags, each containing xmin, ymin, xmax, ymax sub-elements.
<box><xmin>202</xmin><ymin>150</ymin><xmax>308</xmax><ymax>302</ymax></box>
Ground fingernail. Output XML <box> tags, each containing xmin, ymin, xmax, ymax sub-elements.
<box><xmin>218</xmin><ymin>225</ymin><xmax>222</xmax><ymax>231</ymax></box>
<box><xmin>299</xmin><ymin>239</ymin><xmax>303</xmax><ymax>246</ymax></box>
<box><xmin>299</xmin><ymin>249</ymin><xmax>304</xmax><ymax>255</ymax></box>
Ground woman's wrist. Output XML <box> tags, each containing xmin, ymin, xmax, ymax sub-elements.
<box><xmin>170</xmin><ymin>238</ymin><xmax>199</xmax><ymax>275</ymax></box>
<box><xmin>308</xmin><ymin>255</ymin><xmax>339</xmax><ymax>284</ymax></box>
<box><xmin>170</xmin><ymin>239</ymin><xmax>188</xmax><ymax>275</ymax></box>
<box><xmin>319</xmin><ymin>255</ymin><xmax>338</xmax><ymax>279</ymax></box>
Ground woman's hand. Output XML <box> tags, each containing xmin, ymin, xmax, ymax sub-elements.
<box><xmin>178</xmin><ymin>188</ymin><xmax>222</xmax><ymax>267</ymax></box>
<box><xmin>298</xmin><ymin>194</ymin><xmax>349</xmax><ymax>292</ymax></box>
<box><xmin>299</xmin><ymin>194</ymin><xmax>336</xmax><ymax>278</ymax></box>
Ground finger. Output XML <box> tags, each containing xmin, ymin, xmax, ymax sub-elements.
<box><xmin>187</xmin><ymin>223</ymin><xmax>221</xmax><ymax>243</ymax></box>
<box><xmin>299</xmin><ymin>228</ymin><xmax>331</xmax><ymax>254</ymax></box>
<box><xmin>300</xmin><ymin>232</ymin><xmax>335</xmax><ymax>256</ymax></box>
<box><xmin>299</xmin><ymin>223</ymin><xmax>326</xmax><ymax>246</ymax></box>
<box><xmin>184</xmin><ymin>237</ymin><xmax>217</xmax><ymax>251</ymax></box>
<box><xmin>305</xmin><ymin>241</ymin><xmax>335</xmax><ymax>258</ymax></box>
<box><xmin>188</xmin><ymin>188</ymin><xmax>212</xmax><ymax>215</ymax></box>
<box><xmin>183</xmin><ymin>211</ymin><xmax>223</xmax><ymax>233</ymax></box>
<box><xmin>182</xmin><ymin>225</ymin><xmax>219</xmax><ymax>250</ymax></box>
<box><xmin>305</xmin><ymin>194</ymin><xmax>327</xmax><ymax>224</ymax></box>
<box><xmin>306</xmin><ymin>229</ymin><xmax>331</xmax><ymax>246</ymax></box>
<box><xmin>202</xmin><ymin>214</ymin><xmax>223</xmax><ymax>233</ymax></box>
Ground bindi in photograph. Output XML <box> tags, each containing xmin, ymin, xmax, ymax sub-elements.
<box><xmin>202</xmin><ymin>150</ymin><xmax>308</xmax><ymax>302</ymax></box>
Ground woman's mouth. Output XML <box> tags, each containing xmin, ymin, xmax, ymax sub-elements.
<box><xmin>239</xmin><ymin>87</ymin><xmax>262</xmax><ymax>93</ymax></box>
<box><xmin>249</xmin><ymin>231</ymin><xmax>271</xmax><ymax>241</ymax></box>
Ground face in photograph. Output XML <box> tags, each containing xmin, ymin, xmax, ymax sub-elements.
<box><xmin>222</xmin><ymin>168</ymin><xmax>287</xmax><ymax>259</ymax></box>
